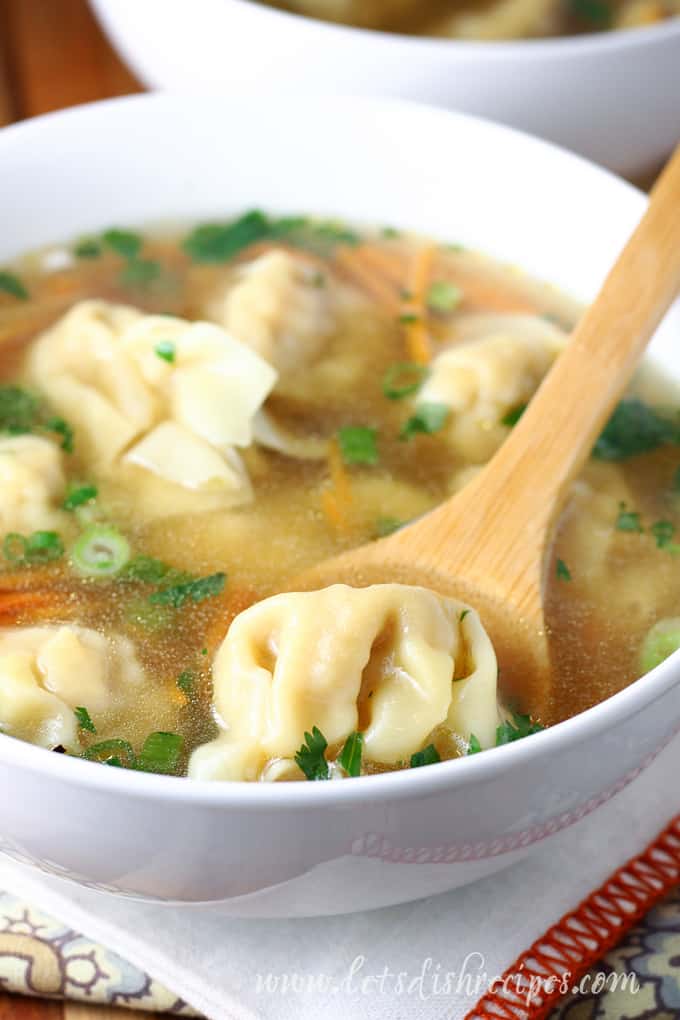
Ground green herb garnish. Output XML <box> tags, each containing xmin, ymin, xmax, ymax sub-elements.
<box><xmin>102</xmin><ymin>228</ymin><xmax>143</xmax><ymax>260</ymax></box>
<box><xmin>338</xmin><ymin>731</ymin><xmax>363</xmax><ymax>778</ymax></box>
<box><xmin>3</xmin><ymin>530</ymin><xmax>64</xmax><ymax>565</ymax></box>
<box><xmin>148</xmin><ymin>571</ymin><xmax>226</xmax><ymax>609</ymax></box>
<box><xmin>427</xmin><ymin>280</ymin><xmax>462</xmax><ymax>314</ymax></box>
<box><xmin>502</xmin><ymin>403</ymin><xmax>527</xmax><ymax>428</ymax></box>
<box><xmin>45</xmin><ymin>416</ymin><xmax>74</xmax><ymax>453</ymax></box>
<box><xmin>74</xmin><ymin>238</ymin><xmax>102</xmax><ymax>259</ymax></box>
<box><xmin>121</xmin><ymin>555</ymin><xmax>173</xmax><ymax>584</ymax></box>
<box><xmin>121</xmin><ymin>258</ymin><xmax>161</xmax><ymax>288</ymax></box>
<box><xmin>154</xmin><ymin>340</ymin><xmax>176</xmax><ymax>364</ymax></box>
<box><xmin>616</xmin><ymin>502</ymin><xmax>644</xmax><ymax>533</ymax></box>
<box><xmin>467</xmin><ymin>734</ymin><xmax>482</xmax><ymax>755</ymax></box>
<box><xmin>400</xmin><ymin>403</ymin><xmax>449</xmax><ymax>441</ymax></box>
<box><xmin>569</xmin><ymin>0</ymin><xmax>611</xmax><ymax>22</ymax></box>
<box><xmin>459</xmin><ymin>609</ymin><xmax>471</xmax><ymax>622</ymax></box>
<box><xmin>410</xmin><ymin>744</ymin><xmax>440</xmax><ymax>768</ymax></box>
<box><xmin>593</xmin><ymin>399</ymin><xmax>677</xmax><ymax>461</ymax></box>
<box><xmin>381</xmin><ymin>227</ymin><xmax>400</xmax><ymax>239</ymax></box>
<box><xmin>75</xmin><ymin>706</ymin><xmax>97</xmax><ymax>734</ymax></box>
<box><xmin>496</xmin><ymin>712</ymin><xmax>544</xmax><ymax>746</ymax></box>
<box><xmin>82</xmin><ymin>738</ymin><xmax>136</xmax><ymax>768</ymax></box>
<box><xmin>0</xmin><ymin>271</ymin><xmax>28</xmax><ymax>301</ymax></box>
<box><xmin>338</xmin><ymin>425</ymin><xmax>378</xmax><ymax>466</ymax></box>
<box><xmin>177</xmin><ymin>670</ymin><xmax>194</xmax><ymax>696</ymax></box>
<box><xmin>137</xmin><ymin>731</ymin><xmax>184</xmax><ymax>774</ymax></box>
<box><xmin>651</xmin><ymin>520</ymin><xmax>676</xmax><ymax>549</ymax></box>
<box><xmin>556</xmin><ymin>558</ymin><xmax>572</xmax><ymax>581</ymax></box>
<box><xmin>295</xmin><ymin>726</ymin><xmax>330</xmax><ymax>781</ymax></box>
<box><xmin>183</xmin><ymin>211</ymin><xmax>272</xmax><ymax>263</ymax></box>
<box><xmin>382</xmin><ymin>362</ymin><xmax>428</xmax><ymax>400</ymax></box>
<box><xmin>399</xmin><ymin>312</ymin><xmax>420</xmax><ymax>325</ymax></box>
<box><xmin>63</xmin><ymin>483</ymin><xmax>98</xmax><ymax>511</ymax></box>
<box><xmin>0</xmin><ymin>386</ymin><xmax>40</xmax><ymax>433</ymax></box>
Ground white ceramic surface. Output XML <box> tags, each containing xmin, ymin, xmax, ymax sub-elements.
<box><xmin>0</xmin><ymin>94</ymin><xmax>679</xmax><ymax>917</ymax></box>
<box><xmin>89</xmin><ymin>0</ymin><xmax>680</xmax><ymax>178</ymax></box>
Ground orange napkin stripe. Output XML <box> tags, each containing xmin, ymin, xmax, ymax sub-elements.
<box><xmin>465</xmin><ymin>814</ymin><xmax>680</xmax><ymax>1020</ymax></box>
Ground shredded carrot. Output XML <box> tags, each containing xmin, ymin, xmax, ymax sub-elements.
<box><xmin>402</xmin><ymin>245</ymin><xmax>435</xmax><ymax>365</ymax></box>
<box><xmin>334</xmin><ymin>247</ymin><xmax>401</xmax><ymax>314</ymax></box>
<box><xmin>0</xmin><ymin>588</ymin><xmax>65</xmax><ymax>624</ymax></box>
<box><xmin>321</xmin><ymin>438</ymin><xmax>352</xmax><ymax>534</ymax></box>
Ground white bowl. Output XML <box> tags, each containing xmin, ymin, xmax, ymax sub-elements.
<box><xmin>1</xmin><ymin>94</ymin><xmax>679</xmax><ymax>917</ymax></box>
<box><xmin>89</xmin><ymin>0</ymin><xmax>680</xmax><ymax>178</ymax></box>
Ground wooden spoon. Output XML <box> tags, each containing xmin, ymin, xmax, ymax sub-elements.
<box><xmin>297</xmin><ymin>145</ymin><xmax>680</xmax><ymax>721</ymax></box>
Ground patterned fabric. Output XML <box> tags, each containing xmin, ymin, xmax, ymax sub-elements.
<box><xmin>0</xmin><ymin>886</ymin><xmax>677</xmax><ymax>1016</ymax></box>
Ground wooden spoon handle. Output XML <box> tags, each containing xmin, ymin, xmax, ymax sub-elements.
<box><xmin>476</xmin><ymin>143</ymin><xmax>680</xmax><ymax>535</ymax></box>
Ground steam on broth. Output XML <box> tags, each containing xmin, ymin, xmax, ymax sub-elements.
<box><xmin>1</xmin><ymin>213</ymin><xmax>679</xmax><ymax>781</ymax></box>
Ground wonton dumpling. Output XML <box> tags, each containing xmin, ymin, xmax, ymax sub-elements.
<box><xmin>0</xmin><ymin>435</ymin><xmax>67</xmax><ymax>535</ymax></box>
<box><xmin>188</xmin><ymin>584</ymin><xmax>500</xmax><ymax>782</ymax></box>
<box><xmin>27</xmin><ymin>301</ymin><xmax>156</xmax><ymax>465</ymax></box>
<box><xmin>0</xmin><ymin>625</ymin><xmax>145</xmax><ymax>751</ymax></box>
<box><xmin>207</xmin><ymin>250</ymin><xmax>335</xmax><ymax>384</ymax></box>
<box><xmin>419</xmin><ymin>314</ymin><xmax>566</xmax><ymax>463</ymax></box>
<box><xmin>27</xmin><ymin>300</ymin><xmax>277</xmax><ymax>513</ymax></box>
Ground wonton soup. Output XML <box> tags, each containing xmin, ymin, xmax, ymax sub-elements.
<box><xmin>262</xmin><ymin>0</ymin><xmax>680</xmax><ymax>39</ymax></box>
<box><xmin>0</xmin><ymin>214</ymin><xmax>679</xmax><ymax>782</ymax></box>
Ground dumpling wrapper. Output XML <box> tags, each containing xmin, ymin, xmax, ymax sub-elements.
<box><xmin>0</xmin><ymin>434</ymin><xmax>67</xmax><ymax>536</ymax></box>
<box><xmin>189</xmin><ymin>583</ymin><xmax>500</xmax><ymax>782</ymax></box>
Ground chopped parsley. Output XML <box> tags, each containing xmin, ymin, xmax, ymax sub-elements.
<box><xmin>120</xmin><ymin>258</ymin><xmax>161</xmax><ymax>288</ymax></box>
<box><xmin>45</xmin><ymin>416</ymin><xmax>74</xmax><ymax>453</ymax></box>
<box><xmin>398</xmin><ymin>312</ymin><xmax>420</xmax><ymax>325</ymax></box>
<box><xmin>183</xmin><ymin>211</ymin><xmax>359</xmax><ymax>263</ymax></box>
<box><xmin>651</xmin><ymin>520</ymin><xmax>676</xmax><ymax>549</ymax></box>
<box><xmin>593</xmin><ymin>399</ymin><xmax>678</xmax><ymax>461</ymax></box>
<box><xmin>121</xmin><ymin>555</ymin><xmax>175</xmax><ymax>584</ymax></box>
<box><xmin>400</xmin><ymin>403</ymin><xmax>449</xmax><ymax>441</ymax></box>
<box><xmin>569</xmin><ymin>0</ymin><xmax>611</xmax><ymax>22</ymax></box>
<box><xmin>176</xmin><ymin>670</ymin><xmax>194</xmax><ymax>696</ymax></box>
<box><xmin>338</xmin><ymin>731</ymin><xmax>363</xmax><ymax>777</ymax></box>
<box><xmin>502</xmin><ymin>403</ymin><xmax>527</xmax><ymax>428</ymax></box>
<box><xmin>62</xmin><ymin>483</ymin><xmax>97</xmax><ymax>511</ymax></box>
<box><xmin>427</xmin><ymin>280</ymin><xmax>462</xmax><ymax>314</ymax></box>
<box><xmin>295</xmin><ymin>727</ymin><xmax>330</xmax><ymax>781</ymax></box>
<box><xmin>375</xmin><ymin>516</ymin><xmax>405</xmax><ymax>538</ymax></box>
<box><xmin>102</xmin><ymin>228</ymin><xmax>143</xmax><ymax>260</ymax></box>
<box><xmin>75</xmin><ymin>706</ymin><xmax>96</xmax><ymax>734</ymax></box>
<box><xmin>338</xmin><ymin>425</ymin><xmax>379</xmax><ymax>466</ymax></box>
<box><xmin>0</xmin><ymin>271</ymin><xmax>28</xmax><ymax>300</ymax></box>
<box><xmin>148</xmin><ymin>571</ymin><xmax>226</xmax><ymax>609</ymax></box>
<box><xmin>467</xmin><ymin>734</ymin><xmax>482</xmax><ymax>755</ymax></box>
<box><xmin>410</xmin><ymin>744</ymin><xmax>440</xmax><ymax>768</ymax></box>
<box><xmin>0</xmin><ymin>386</ymin><xmax>40</xmax><ymax>433</ymax></box>
<box><xmin>382</xmin><ymin>362</ymin><xmax>428</xmax><ymax>400</ymax></box>
<box><xmin>3</xmin><ymin>530</ymin><xmax>64</xmax><ymax>565</ymax></box>
<box><xmin>154</xmin><ymin>340</ymin><xmax>176</xmax><ymax>364</ymax></box>
<box><xmin>556</xmin><ymin>558</ymin><xmax>572</xmax><ymax>581</ymax></box>
<box><xmin>616</xmin><ymin>502</ymin><xmax>644</xmax><ymax>533</ymax></box>
<box><xmin>82</xmin><ymin>738</ymin><xmax>136</xmax><ymax>768</ymax></box>
<box><xmin>73</xmin><ymin>238</ymin><xmax>102</xmax><ymax>259</ymax></box>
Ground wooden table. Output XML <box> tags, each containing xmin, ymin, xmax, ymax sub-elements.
<box><xmin>0</xmin><ymin>5</ymin><xmax>154</xmax><ymax>1014</ymax></box>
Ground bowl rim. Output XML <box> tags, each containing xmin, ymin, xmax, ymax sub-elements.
<box><xmin>0</xmin><ymin>91</ymin><xmax>678</xmax><ymax>808</ymax></box>
<box><xmin>226</xmin><ymin>0</ymin><xmax>680</xmax><ymax>56</ymax></box>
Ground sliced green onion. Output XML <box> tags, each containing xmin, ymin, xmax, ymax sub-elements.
<box><xmin>338</xmin><ymin>731</ymin><xmax>363</xmax><ymax>777</ymax></box>
<box><xmin>337</xmin><ymin>426</ymin><xmax>379</xmax><ymax>466</ymax></box>
<box><xmin>45</xmin><ymin>416</ymin><xmax>74</xmax><ymax>453</ymax></box>
<box><xmin>556</xmin><ymin>558</ymin><xmax>572</xmax><ymax>581</ymax></box>
<box><xmin>427</xmin><ymin>280</ymin><xmax>462</xmax><ymax>314</ymax></box>
<box><xmin>63</xmin><ymin>483</ymin><xmax>98</xmax><ymax>511</ymax></box>
<box><xmin>137</xmin><ymin>731</ymin><xmax>184</xmax><ymax>774</ymax></box>
<box><xmin>73</xmin><ymin>238</ymin><xmax>102</xmax><ymax>259</ymax></box>
<box><xmin>82</xmin><ymin>738</ymin><xmax>136</xmax><ymax>768</ymax></box>
<box><xmin>640</xmin><ymin>618</ymin><xmax>680</xmax><ymax>674</ymax></box>
<box><xmin>71</xmin><ymin>525</ymin><xmax>131</xmax><ymax>577</ymax></box>
<box><xmin>400</xmin><ymin>403</ymin><xmax>449</xmax><ymax>441</ymax></box>
<box><xmin>374</xmin><ymin>517</ymin><xmax>405</xmax><ymax>538</ymax></box>
<box><xmin>382</xmin><ymin>362</ymin><xmax>428</xmax><ymax>400</ymax></box>
<box><xmin>651</xmin><ymin>520</ymin><xmax>676</xmax><ymax>549</ymax></box>
<box><xmin>467</xmin><ymin>734</ymin><xmax>482</xmax><ymax>755</ymax></box>
<box><xmin>616</xmin><ymin>502</ymin><xmax>644</xmax><ymax>533</ymax></box>
<box><xmin>501</xmin><ymin>404</ymin><xmax>527</xmax><ymax>428</ymax></box>
<box><xmin>154</xmin><ymin>340</ymin><xmax>176</xmax><ymax>363</ymax></box>
<box><xmin>74</xmin><ymin>706</ymin><xmax>96</xmax><ymax>734</ymax></box>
